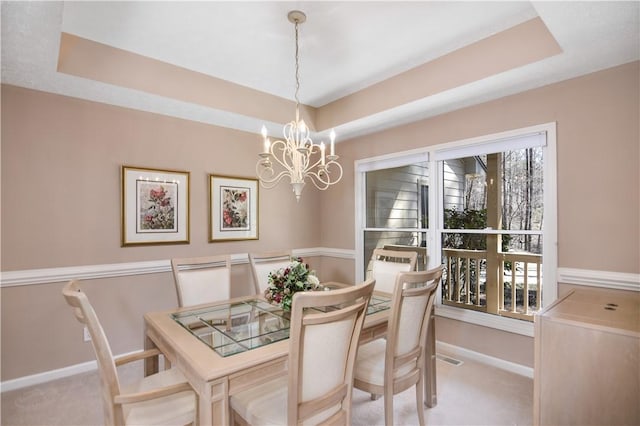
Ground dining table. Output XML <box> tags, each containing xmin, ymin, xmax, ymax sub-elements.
<box><xmin>143</xmin><ymin>282</ymin><xmax>438</xmax><ymax>425</ymax></box>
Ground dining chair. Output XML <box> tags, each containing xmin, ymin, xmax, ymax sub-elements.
<box><xmin>62</xmin><ymin>280</ymin><xmax>196</xmax><ymax>426</ymax></box>
<box><xmin>248</xmin><ymin>250</ymin><xmax>292</xmax><ymax>295</ymax></box>
<box><xmin>171</xmin><ymin>254</ymin><xmax>231</xmax><ymax>307</ymax></box>
<box><xmin>369</xmin><ymin>248</ymin><xmax>418</xmax><ymax>293</ymax></box>
<box><xmin>353</xmin><ymin>267</ymin><xmax>443</xmax><ymax>426</ymax></box>
<box><xmin>230</xmin><ymin>279</ymin><xmax>376</xmax><ymax>426</ymax></box>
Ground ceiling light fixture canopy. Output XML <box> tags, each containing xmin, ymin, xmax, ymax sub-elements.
<box><xmin>257</xmin><ymin>10</ymin><xmax>342</xmax><ymax>202</ymax></box>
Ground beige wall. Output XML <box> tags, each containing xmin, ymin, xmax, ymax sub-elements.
<box><xmin>2</xmin><ymin>61</ymin><xmax>639</xmax><ymax>381</ymax></box>
<box><xmin>1</xmin><ymin>85</ymin><xmax>322</xmax><ymax>270</ymax></box>
<box><xmin>0</xmin><ymin>85</ymin><xmax>324</xmax><ymax>381</ymax></box>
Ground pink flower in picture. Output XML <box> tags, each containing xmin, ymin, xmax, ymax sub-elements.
<box><xmin>220</xmin><ymin>186</ymin><xmax>249</xmax><ymax>230</ymax></box>
<box><xmin>138</xmin><ymin>183</ymin><xmax>176</xmax><ymax>230</ymax></box>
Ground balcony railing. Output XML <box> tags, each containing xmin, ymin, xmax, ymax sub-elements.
<box><xmin>442</xmin><ymin>248</ymin><xmax>543</xmax><ymax>321</ymax></box>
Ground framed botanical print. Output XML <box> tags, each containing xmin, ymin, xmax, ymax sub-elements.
<box><xmin>209</xmin><ymin>174</ymin><xmax>258</xmax><ymax>242</ymax></box>
<box><xmin>121</xmin><ymin>166</ymin><xmax>190</xmax><ymax>246</ymax></box>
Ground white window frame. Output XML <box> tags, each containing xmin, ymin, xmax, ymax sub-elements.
<box><xmin>355</xmin><ymin>148</ymin><xmax>430</xmax><ymax>280</ymax></box>
<box><xmin>355</xmin><ymin>122</ymin><xmax>557</xmax><ymax>337</ymax></box>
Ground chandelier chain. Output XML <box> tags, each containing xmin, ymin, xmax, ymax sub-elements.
<box><xmin>294</xmin><ymin>19</ymin><xmax>301</xmax><ymax>117</ymax></box>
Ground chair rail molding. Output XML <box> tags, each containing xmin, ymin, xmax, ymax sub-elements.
<box><xmin>3</xmin><ymin>261</ymin><xmax>636</xmax><ymax>292</ymax></box>
<box><xmin>1</xmin><ymin>260</ymin><xmax>170</xmax><ymax>287</ymax></box>
<box><xmin>0</xmin><ymin>247</ymin><xmax>356</xmax><ymax>288</ymax></box>
<box><xmin>557</xmin><ymin>267</ymin><xmax>640</xmax><ymax>292</ymax></box>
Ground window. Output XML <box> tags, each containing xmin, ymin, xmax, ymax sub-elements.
<box><xmin>363</xmin><ymin>161</ymin><xmax>430</xmax><ymax>275</ymax></box>
<box><xmin>356</xmin><ymin>123</ymin><xmax>557</xmax><ymax>336</ymax></box>
<box><xmin>440</xmin><ymin>148</ymin><xmax>544</xmax><ymax>321</ymax></box>
<box><xmin>355</xmin><ymin>151</ymin><xmax>430</xmax><ymax>277</ymax></box>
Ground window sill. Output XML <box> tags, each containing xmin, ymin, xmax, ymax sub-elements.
<box><xmin>435</xmin><ymin>304</ymin><xmax>534</xmax><ymax>337</ymax></box>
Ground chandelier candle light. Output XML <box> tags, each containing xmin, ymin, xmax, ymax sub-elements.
<box><xmin>256</xmin><ymin>10</ymin><xmax>343</xmax><ymax>202</ymax></box>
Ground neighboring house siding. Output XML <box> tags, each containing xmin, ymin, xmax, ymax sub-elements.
<box><xmin>366</xmin><ymin>164</ymin><xmax>427</xmax><ymax>229</ymax></box>
<box><xmin>364</xmin><ymin>163</ymin><xmax>428</xmax><ymax>274</ymax></box>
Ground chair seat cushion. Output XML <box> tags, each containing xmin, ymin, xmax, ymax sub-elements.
<box><xmin>354</xmin><ymin>339</ymin><xmax>387</xmax><ymax>387</ymax></box>
<box><xmin>231</xmin><ymin>376</ymin><xmax>288</xmax><ymax>426</ymax></box>
<box><xmin>123</xmin><ymin>367</ymin><xmax>195</xmax><ymax>426</ymax></box>
<box><xmin>354</xmin><ymin>339</ymin><xmax>413</xmax><ymax>387</ymax></box>
<box><xmin>230</xmin><ymin>376</ymin><xmax>341</xmax><ymax>426</ymax></box>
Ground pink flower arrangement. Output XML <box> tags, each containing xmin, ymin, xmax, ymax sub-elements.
<box><xmin>263</xmin><ymin>257</ymin><xmax>320</xmax><ymax>311</ymax></box>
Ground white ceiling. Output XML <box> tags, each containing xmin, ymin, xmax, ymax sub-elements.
<box><xmin>2</xmin><ymin>1</ymin><xmax>639</xmax><ymax>141</ymax></box>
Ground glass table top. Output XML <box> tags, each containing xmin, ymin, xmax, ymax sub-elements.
<box><xmin>172</xmin><ymin>293</ymin><xmax>392</xmax><ymax>357</ymax></box>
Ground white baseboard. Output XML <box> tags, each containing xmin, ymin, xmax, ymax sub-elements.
<box><xmin>436</xmin><ymin>341</ymin><xmax>534</xmax><ymax>379</ymax></box>
<box><xmin>0</xmin><ymin>350</ymin><xmax>147</xmax><ymax>393</ymax></box>
<box><xmin>1</xmin><ymin>358</ymin><xmax>99</xmax><ymax>393</ymax></box>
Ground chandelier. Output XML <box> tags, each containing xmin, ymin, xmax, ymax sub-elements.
<box><xmin>257</xmin><ymin>10</ymin><xmax>343</xmax><ymax>202</ymax></box>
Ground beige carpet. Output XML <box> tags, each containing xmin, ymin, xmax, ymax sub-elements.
<box><xmin>1</xmin><ymin>351</ymin><xmax>533</xmax><ymax>426</ymax></box>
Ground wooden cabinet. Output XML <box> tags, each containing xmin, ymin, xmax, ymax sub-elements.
<box><xmin>534</xmin><ymin>287</ymin><xmax>640</xmax><ymax>425</ymax></box>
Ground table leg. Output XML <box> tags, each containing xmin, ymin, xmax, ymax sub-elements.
<box><xmin>424</xmin><ymin>307</ymin><xmax>437</xmax><ymax>407</ymax></box>
<box><xmin>198</xmin><ymin>380</ymin><xmax>228</xmax><ymax>426</ymax></box>
<box><xmin>143</xmin><ymin>326</ymin><xmax>159</xmax><ymax>377</ymax></box>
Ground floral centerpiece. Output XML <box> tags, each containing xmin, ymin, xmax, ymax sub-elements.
<box><xmin>263</xmin><ymin>257</ymin><xmax>320</xmax><ymax>311</ymax></box>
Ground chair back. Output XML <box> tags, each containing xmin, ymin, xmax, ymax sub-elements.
<box><xmin>171</xmin><ymin>255</ymin><xmax>231</xmax><ymax>307</ymax></box>
<box><xmin>249</xmin><ymin>250</ymin><xmax>292</xmax><ymax>295</ymax></box>
<box><xmin>62</xmin><ymin>280</ymin><xmax>123</xmax><ymax>425</ymax></box>
<box><xmin>383</xmin><ymin>244</ymin><xmax>428</xmax><ymax>271</ymax></box>
<box><xmin>385</xmin><ymin>268</ymin><xmax>443</xmax><ymax>394</ymax></box>
<box><xmin>370</xmin><ymin>248</ymin><xmax>418</xmax><ymax>293</ymax></box>
<box><xmin>288</xmin><ymin>279</ymin><xmax>375</xmax><ymax>425</ymax></box>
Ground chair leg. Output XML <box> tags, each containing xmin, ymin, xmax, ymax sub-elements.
<box><xmin>416</xmin><ymin>376</ymin><xmax>425</xmax><ymax>426</ymax></box>
<box><xmin>384</xmin><ymin>388</ymin><xmax>394</xmax><ymax>426</ymax></box>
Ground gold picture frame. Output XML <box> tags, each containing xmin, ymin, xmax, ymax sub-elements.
<box><xmin>209</xmin><ymin>174</ymin><xmax>259</xmax><ymax>242</ymax></box>
<box><xmin>121</xmin><ymin>165</ymin><xmax>190</xmax><ymax>246</ymax></box>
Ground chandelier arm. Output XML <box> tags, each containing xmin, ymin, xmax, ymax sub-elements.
<box><xmin>306</xmin><ymin>172</ymin><xmax>331</xmax><ymax>190</ymax></box>
<box><xmin>267</xmin><ymin>138</ymin><xmax>313</xmax><ymax>185</ymax></box>
<box><xmin>306</xmin><ymin>172</ymin><xmax>333</xmax><ymax>190</ymax></box>
<box><xmin>268</xmin><ymin>139</ymin><xmax>296</xmax><ymax>173</ymax></box>
<box><xmin>304</xmin><ymin>152</ymin><xmax>323</xmax><ymax>171</ymax></box>
<box><xmin>305</xmin><ymin>161</ymin><xmax>344</xmax><ymax>190</ymax></box>
<box><xmin>325</xmin><ymin>161</ymin><xmax>344</xmax><ymax>182</ymax></box>
<box><xmin>283</xmin><ymin>122</ymin><xmax>298</xmax><ymax>149</ymax></box>
<box><xmin>256</xmin><ymin>165</ymin><xmax>292</xmax><ymax>188</ymax></box>
<box><xmin>305</xmin><ymin>145</ymin><xmax>341</xmax><ymax>176</ymax></box>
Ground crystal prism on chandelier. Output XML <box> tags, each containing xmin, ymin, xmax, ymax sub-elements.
<box><xmin>256</xmin><ymin>10</ymin><xmax>343</xmax><ymax>202</ymax></box>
